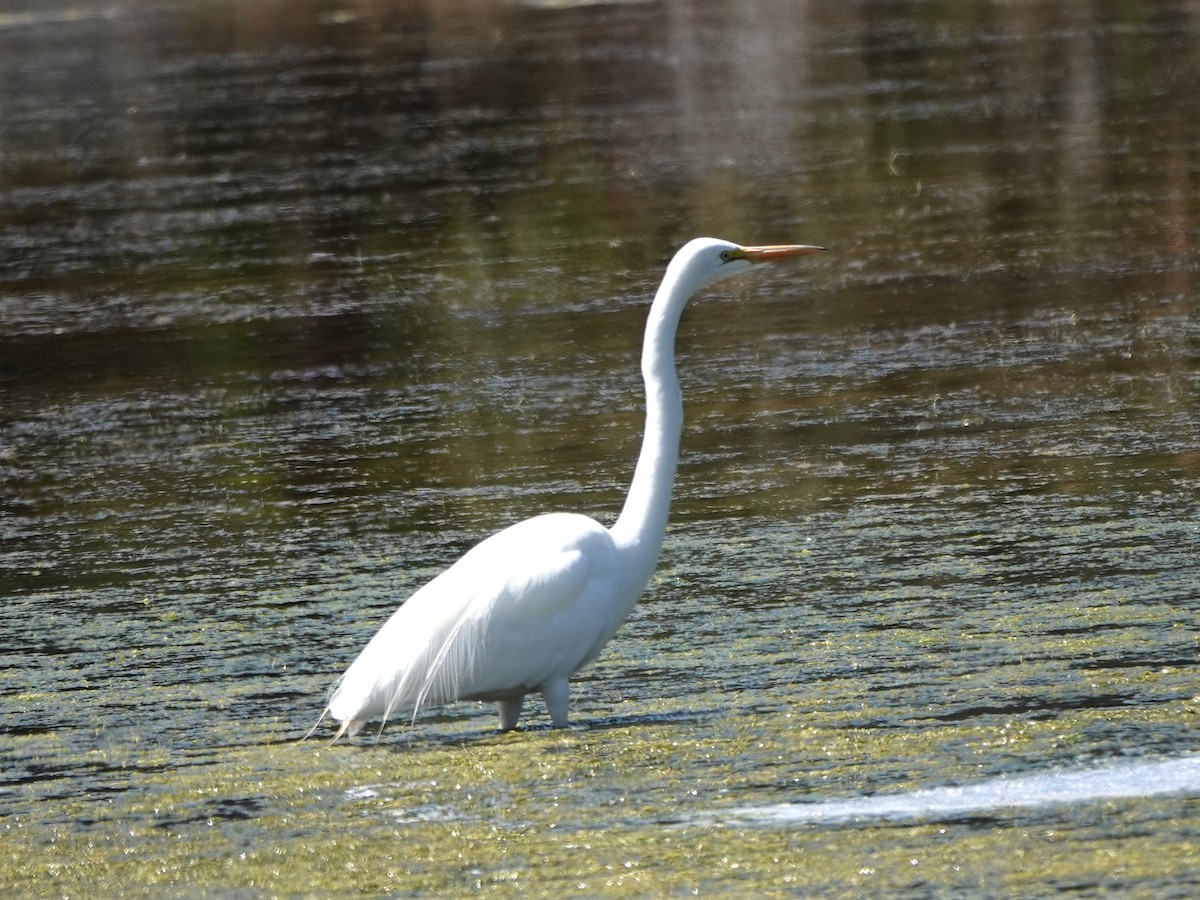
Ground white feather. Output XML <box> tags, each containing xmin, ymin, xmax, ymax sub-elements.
<box><xmin>319</xmin><ymin>238</ymin><xmax>823</xmax><ymax>736</ymax></box>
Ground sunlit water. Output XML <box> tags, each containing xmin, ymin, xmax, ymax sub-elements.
<box><xmin>2</xmin><ymin>1</ymin><xmax>1198</xmax><ymax>895</ymax></box>
<box><xmin>727</xmin><ymin>754</ymin><xmax>1200</xmax><ymax>825</ymax></box>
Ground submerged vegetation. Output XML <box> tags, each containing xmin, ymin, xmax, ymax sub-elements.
<box><xmin>6</xmin><ymin>693</ymin><xmax>1199</xmax><ymax>895</ymax></box>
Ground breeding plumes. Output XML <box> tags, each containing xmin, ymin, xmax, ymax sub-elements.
<box><xmin>319</xmin><ymin>237</ymin><xmax>824</xmax><ymax>740</ymax></box>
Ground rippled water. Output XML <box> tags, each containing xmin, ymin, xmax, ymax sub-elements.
<box><xmin>2</xmin><ymin>0</ymin><xmax>1199</xmax><ymax>895</ymax></box>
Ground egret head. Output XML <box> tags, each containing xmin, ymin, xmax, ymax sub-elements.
<box><xmin>673</xmin><ymin>237</ymin><xmax>826</xmax><ymax>293</ymax></box>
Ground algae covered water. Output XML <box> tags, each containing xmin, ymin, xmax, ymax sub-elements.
<box><xmin>3</xmin><ymin>1</ymin><xmax>1199</xmax><ymax>895</ymax></box>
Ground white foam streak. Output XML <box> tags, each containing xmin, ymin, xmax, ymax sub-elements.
<box><xmin>732</xmin><ymin>755</ymin><xmax>1200</xmax><ymax>825</ymax></box>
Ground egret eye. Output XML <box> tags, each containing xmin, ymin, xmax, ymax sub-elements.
<box><xmin>719</xmin><ymin>250</ymin><xmax>733</xmax><ymax>262</ymax></box>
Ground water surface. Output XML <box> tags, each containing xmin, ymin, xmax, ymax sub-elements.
<box><xmin>2</xmin><ymin>0</ymin><xmax>1198</xmax><ymax>895</ymax></box>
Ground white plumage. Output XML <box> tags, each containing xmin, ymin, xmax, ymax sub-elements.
<box><xmin>321</xmin><ymin>237</ymin><xmax>823</xmax><ymax>739</ymax></box>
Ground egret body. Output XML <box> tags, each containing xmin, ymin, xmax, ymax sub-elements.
<box><xmin>324</xmin><ymin>237</ymin><xmax>823</xmax><ymax>738</ymax></box>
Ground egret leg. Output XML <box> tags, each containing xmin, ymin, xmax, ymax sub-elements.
<box><xmin>330</xmin><ymin>716</ymin><xmax>363</xmax><ymax>744</ymax></box>
<box><xmin>497</xmin><ymin>695</ymin><xmax>525</xmax><ymax>731</ymax></box>
<box><xmin>542</xmin><ymin>679</ymin><xmax>570</xmax><ymax>728</ymax></box>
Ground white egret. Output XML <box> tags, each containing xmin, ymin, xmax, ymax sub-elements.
<box><xmin>322</xmin><ymin>237</ymin><xmax>824</xmax><ymax>739</ymax></box>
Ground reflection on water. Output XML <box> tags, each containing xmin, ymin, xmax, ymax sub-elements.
<box><xmin>2</xmin><ymin>0</ymin><xmax>1198</xmax><ymax>894</ymax></box>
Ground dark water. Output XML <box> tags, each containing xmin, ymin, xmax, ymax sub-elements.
<box><xmin>2</xmin><ymin>0</ymin><xmax>1199</xmax><ymax>894</ymax></box>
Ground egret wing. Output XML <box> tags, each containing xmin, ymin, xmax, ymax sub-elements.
<box><xmin>327</xmin><ymin>512</ymin><xmax>611</xmax><ymax>731</ymax></box>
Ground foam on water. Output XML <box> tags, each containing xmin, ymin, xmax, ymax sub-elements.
<box><xmin>730</xmin><ymin>755</ymin><xmax>1200</xmax><ymax>825</ymax></box>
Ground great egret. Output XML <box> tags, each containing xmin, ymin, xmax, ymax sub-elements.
<box><xmin>322</xmin><ymin>237</ymin><xmax>824</xmax><ymax>739</ymax></box>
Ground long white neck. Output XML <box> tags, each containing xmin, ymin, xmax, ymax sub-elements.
<box><xmin>609</xmin><ymin>253</ymin><xmax>707</xmax><ymax>592</ymax></box>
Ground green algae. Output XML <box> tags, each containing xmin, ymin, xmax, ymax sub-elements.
<box><xmin>6</xmin><ymin>696</ymin><xmax>1198</xmax><ymax>897</ymax></box>
<box><xmin>7</xmin><ymin>541</ymin><xmax>1196</xmax><ymax>897</ymax></box>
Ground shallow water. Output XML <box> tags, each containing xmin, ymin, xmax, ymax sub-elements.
<box><xmin>2</xmin><ymin>0</ymin><xmax>1199</xmax><ymax>895</ymax></box>
<box><xmin>729</xmin><ymin>754</ymin><xmax>1200</xmax><ymax>825</ymax></box>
